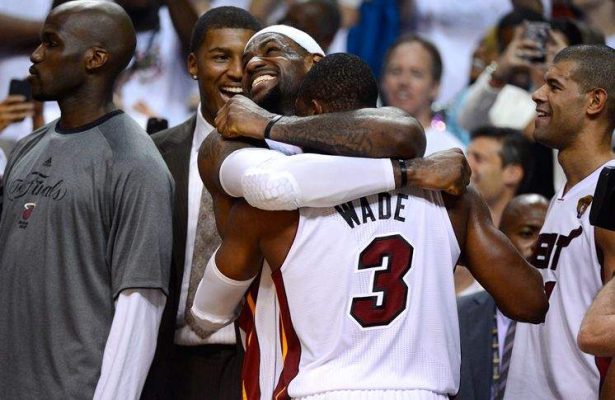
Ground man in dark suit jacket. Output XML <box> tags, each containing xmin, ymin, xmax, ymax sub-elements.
<box><xmin>141</xmin><ymin>8</ymin><xmax>261</xmax><ymax>400</ymax></box>
<box><xmin>456</xmin><ymin>194</ymin><xmax>548</xmax><ymax>400</ymax></box>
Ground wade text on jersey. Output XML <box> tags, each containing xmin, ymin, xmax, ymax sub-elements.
<box><xmin>335</xmin><ymin>192</ymin><xmax>409</xmax><ymax>229</ymax></box>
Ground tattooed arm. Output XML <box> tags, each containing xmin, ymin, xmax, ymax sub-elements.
<box><xmin>215</xmin><ymin>95</ymin><xmax>426</xmax><ymax>159</ymax></box>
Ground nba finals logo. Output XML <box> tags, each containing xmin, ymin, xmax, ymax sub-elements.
<box><xmin>19</xmin><ymin>202</ymin><xmax>36</xmax><ymax>229</ymax></box>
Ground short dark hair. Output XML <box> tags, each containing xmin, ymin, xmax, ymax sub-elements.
<box><xmin>382</xmin><ymin>34</ymin><xmax>443</xmax><ymax>82</ymax></box>
<box><xmin>471</xmin><ymin>126</ymin><xmax>534</xmax><ymax>193</ymax></box>
<box><xmin>189</xmin><ymin>6</ymin><xmax>261</xmax><ymax>53</ymax></box>
<box><xmin>297</xmin><ymin>53</ymin><xmax>378</xmax><ymax>111</ymax></box>
<box><xmin>554</xmin><ymin>44</ymin><xmax>615</xmax><ymax>128</ymax></box>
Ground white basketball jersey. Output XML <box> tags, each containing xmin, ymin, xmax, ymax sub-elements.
<box><xmin>505</xmin><ymin>160</ymin><xmax>615</xmax><ymax>400</ymax></box>
<box><xmin>270</xmin><ymin>187</ymin><xmax>461</xmax><ymax>399</ymax></box>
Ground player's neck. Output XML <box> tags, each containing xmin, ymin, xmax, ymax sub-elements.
<box><xmin>58</xmin><ymin>92</ymin><xmax>116</xmax><ymax>130</ymax></box>
<box><xmin>558</xmin><ymin>139</ymin><xmax>615</xmax><ymax>193</ymax></box>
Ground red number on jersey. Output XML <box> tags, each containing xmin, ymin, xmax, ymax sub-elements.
<box><xmin>350</xmin><ymin>235</ymin><xmax>413</xmax><ymax>328</ymax></box>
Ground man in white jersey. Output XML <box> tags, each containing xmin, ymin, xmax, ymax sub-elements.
<box><xmin>192</xmin><ymin>53</ymin><xmax>548</xmax><ymax>400</ymax></box>
<box><xmin>193</xmin><ymin>25</ymin><xmax>473</xmax><ymax>400</ymax></box>
<box><xmin>504</xmin><ymin>45</ymin><xmax>615</xmax><ymax>399</ymax></box>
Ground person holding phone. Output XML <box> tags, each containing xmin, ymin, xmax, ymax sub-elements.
<box><xmin>0</xmin><ymin>95</ymin><xmax>35</xmax><ymax>132</ymax></box>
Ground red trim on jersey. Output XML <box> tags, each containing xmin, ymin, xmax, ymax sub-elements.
<box><xmin>272</xmin><ymin>270</ymin><xmax>302</xmax><ymax>400</ymax></box>
<box><xmin>239</xmin><ymin>277</ymin><xmax>262</xmax><ymax>400</ymax></box>
<box><xmin>596</xmin><ymin>356</ymin><xmax>612</xmax><ymax>392</ymax></box>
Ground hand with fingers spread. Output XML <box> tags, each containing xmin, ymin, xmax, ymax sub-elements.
<box><xmin>215</xmin><ymin>95</ymin><xmax>276</xmax><ymax>140</ymax></box>
<box><xmin>0</xmin><ymin>95</ymin><xmax>35</xmax><ymax>133</ymax></box>
<box><xmin>406</xmin><ymin>148</ymin><xmax>471</xmax><ymax>196</ymax></box>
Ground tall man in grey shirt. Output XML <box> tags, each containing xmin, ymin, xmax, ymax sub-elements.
<box><xmin>0</xmin><ymin>2</ymin><xmax>173</xmax><ymax>399</ymax></box>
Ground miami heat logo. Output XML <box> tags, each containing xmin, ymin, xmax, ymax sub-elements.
<box><xmin>576</xmin><ymin>195</ymin><xmax>593</xmax><ymax>218</ymax></box>
<box><xmin>18</xmin><ymin>202</ymin><xmax>36</xmax><ymax>229</ymax></box>
<box><xmin>22</xmin><ymin>203</ymin><xmax>36</xmax><ymax>220</ymax></box>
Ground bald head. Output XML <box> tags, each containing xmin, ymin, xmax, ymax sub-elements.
<box><xmin>50</xmin><ymin>0</ymin><xmax>136</xmax><ymax>79</ymax></box>
<box><xmin>500</xmin><ymin>194</ymin><xmax>549</xmax><ymax>260</ymax></box>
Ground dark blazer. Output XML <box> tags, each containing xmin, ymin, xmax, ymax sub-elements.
<box><xmin>456</xmin><ymin>291</ymin><xmax>497</xmax><ymax>400</ymax></box>
<box><xmin>141</xmin><ymin>116</ymin><xmax>196</xmax><ymax>399</ymax></box>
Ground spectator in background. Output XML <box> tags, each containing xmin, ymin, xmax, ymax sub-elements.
<box><xmin>457</xmin><ymin>126</ymin><xmax>534</xmax><ymax>296</ymax></box>
<box><xmin>445</xmin><ymin>29</ymin><xmax>500</xmax><ymax>145</ymax></box>
<box><xmin>279</xmin><ymin>0</ymin><xmax>340</xmax><ymax>53</ymax></box>
<box><xmin>400</xmin><ymin>0</ymin><xmax>541</xmax><ymax>104</ymax></box>
<box><xmin>381</xmin><ymin>35</ymin><xmax>465</xmax><ymax>155</ymax></box>
<box><xmin>457</xmin><ymin>8</ymin><xmax>548</xmax><ymax>135</ymax></box>
<box><xmin>457</xmin><ymin>194</ymin><xmax>549</xmax><ymax>400</ymax></box>
<box><xmin>467</xmin><ymin>127</ymin><xmax>534</xmax><ymax>226</ymax></box>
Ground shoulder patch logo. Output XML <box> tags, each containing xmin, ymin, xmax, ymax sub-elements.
<box><xmin>577</xmin><ymin>195</ymin><xmax>593</xmax><ymax>218</ymax></box>
<box><xmin>43</xmin><ymin>158</ymin><xmax>52</xmax><ymax>167</ymax></box>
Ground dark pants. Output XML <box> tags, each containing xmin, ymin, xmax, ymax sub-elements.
<box><xmin>167</xmin><ymin>344</ymin><xmax>243</xmax><ymax>400</ymax></box>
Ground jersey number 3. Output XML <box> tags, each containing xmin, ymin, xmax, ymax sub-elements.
<box><xmin>350</xmin><ymin>235</ymin><xmax>413</xmax><ymax>328</ymax></box>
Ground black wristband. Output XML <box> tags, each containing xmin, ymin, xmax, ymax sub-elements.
<box><xmin>399</xmin><ymin>159</ymin><xmax>408</xmax><ymax>187</ymax></box>
<box><xmin>264</xmin><ymin>115</ymin><xmax>283</xmax><ymax>139</ymax></box>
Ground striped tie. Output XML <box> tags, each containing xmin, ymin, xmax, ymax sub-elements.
<box><xmin>494</xmin><ymin>321</ymin><xmax>517</xmax><ymax>400</ymax></box>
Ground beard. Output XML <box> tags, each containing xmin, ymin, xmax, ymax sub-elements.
<box><xmin>254</xmin><ymin>84</ymin><xmax>285</xmax><ymax>114</ymax></box>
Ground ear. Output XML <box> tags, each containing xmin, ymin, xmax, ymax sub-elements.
<box><xmin>187</xmin><ymin>52</ymin><xmax>198</xmax><ymax>78</ymax></box>
<box><xmin>311</xmin><ymin>99</ymin><xmax>324</xmax><ymax>115</ymax></box>
<box><xmin>503</xmin><ymin>163</ymin><xmax>524</xmax><ymax>187</ymax></box>
<box><xmin>586</xmin><ymin>88</ymin><xmax>608</xmax><ymax>117</ymax></box>
<box><xmin>305</xmin><ymin>53</ymin><xmax>323</xmax><ymax>70</ymax></box>
<box><xmin>85</xmin><ymin>47</ymin><xmax>109</xmax><ymax>72</ymax></box>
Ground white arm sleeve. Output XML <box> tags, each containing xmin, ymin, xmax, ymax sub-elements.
<box><xmin>220</xmin><ymin>148</ymin><xmax>288</xmax><ymax>198</ymax></box>
<box><xmin>191</xmin><ymin>249</ymin><xmax>255</xmax><ymax>332</ymax></box>
<box><xmin>220</xmin><ymin>148</ymin><xmax>396</xmax><ymax>211</ymax></box>
<box><xmin>93</xmin><ymin>289</ymin><xmax>166</xmax><ymax>400</ymax></box>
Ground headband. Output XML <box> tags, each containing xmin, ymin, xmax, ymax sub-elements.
<box><xmin>245</xmin><ymin>24</ymin><xmax>325</xmax><ymax>56</ymax></box>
